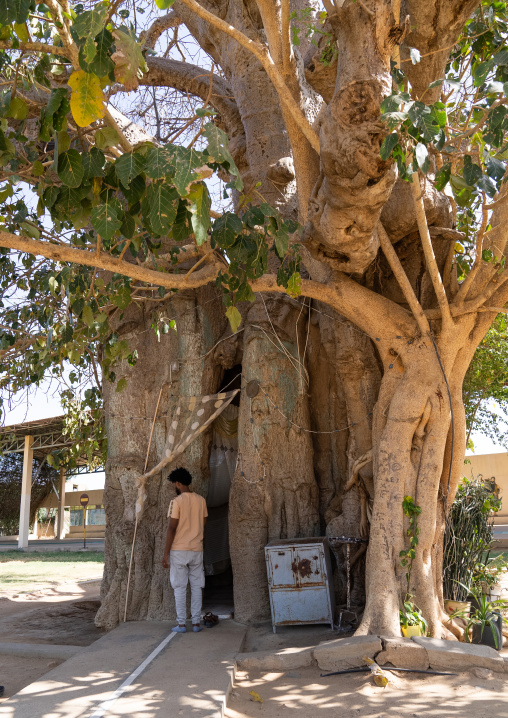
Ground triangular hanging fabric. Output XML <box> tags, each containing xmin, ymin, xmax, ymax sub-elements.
<box><xmin>135</xmin><ymin>389</ymin><xmax>240</xmax><ymax>519</ymax></box>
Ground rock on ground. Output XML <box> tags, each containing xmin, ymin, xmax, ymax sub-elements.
<box><xmin>313</xmin><ymin>635</ymin><xmax>382</xmax><ymax>672</ymax></box>
<box><xmin>377</xmin><ymin>636</ymin><xmax>429</xmax><ymax>670</ymax></box>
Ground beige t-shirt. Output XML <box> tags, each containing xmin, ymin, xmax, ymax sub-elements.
<box><xmin>168</xmin><ymin>492</ymin><xmax>208</xmax><ymax>552</ymax></box>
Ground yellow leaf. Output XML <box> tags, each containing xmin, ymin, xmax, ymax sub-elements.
<box><xmin>455</xmin><ymin>242</ymin><xmax>464</xmax><ymax>254</ymax></box>
<box><xmin>14</xmin><ymin>23</ymin><xmax>29</xmax><ymax>43</ymax></box>
<box><xmin>68</xmin><ymin>70</ymin><xmax>105</xmax><ymax>128</ymax></box>
<box><xmin>248</xmin><ymin>690</ymin><xmax>263</xmax><ymax>703</ymax></box>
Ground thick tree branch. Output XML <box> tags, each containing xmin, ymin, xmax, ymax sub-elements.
<box><xmin>0</xmin><ymin>230</ymin><xmax>414</xmax><ymax>347</ymax></box>
<box><xmin>0</xmin><ymin>232</ymin><xmax>220</xmax><ymax>290</ymax></box>
<box><xmin>142</xmin><ymin>11</ymin><xmax>182</xmax><ymax>49</ymax></box>
<box><xmin>176</xmin><ymin>0</ymin><xmax>320</xmax><ymax>153</ymax></box>
<box><xmin>255</xmin><ymin>0</ymin><xmax>283</xmax><ymax>66</ymax></box>
<box><xmin>411</xmin><ymin>175</ymin><xmax>454</xmax><ymax>331</ymax></box>
<box><xmin>378</xmin><ymin>222</ymin><xmax>430</xmax><ymax>337</ymax></box>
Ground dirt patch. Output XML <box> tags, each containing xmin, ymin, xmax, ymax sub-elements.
<box><xmin>0</xmin><ymin>580</ymin><xmax>104</xmax><ymax>703</ymax></box>
<box><xmin>226</xmin><ymin>666</ymin><xmax>508</xmax><ymax>717</ymax></box>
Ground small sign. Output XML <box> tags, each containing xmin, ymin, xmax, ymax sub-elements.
<box><xmin>80</xmin><ymin>493</ymin><xmax>89</xmax><ymax>507</ymax></box>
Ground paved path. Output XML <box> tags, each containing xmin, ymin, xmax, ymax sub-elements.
<box><xmin>0</xmin><ymin>620</ymin><xmax>246</xmax><ymax>718</ymax></box>
<box><xmin>0</xmin><ymin>539</ymin><xmax>104</xmax><ymax>552</ymax></box>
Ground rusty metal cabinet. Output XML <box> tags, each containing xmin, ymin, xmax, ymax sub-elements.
<box><xmin>265</xmin><ymin>538</ymin><xmax>335</xmax><ymax>633</ymax></box>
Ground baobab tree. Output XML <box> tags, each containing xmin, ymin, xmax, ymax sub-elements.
<box><xmin>0</xmin><ymin>0</ymin><xmax>506</xmax><ymax>637</ymax></box>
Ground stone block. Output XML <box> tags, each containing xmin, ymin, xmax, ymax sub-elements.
<box><xmin>313</xmin><ymin>635</ymin><xmax>382</xmax><ymax>672</ymax></box>
<box><xmin>411</xmin><ymin>636</ymin><xmax>505</xmax><ymax>672</ymax></box>
<box><xmin>377</xmin><ymin>636</ymin><xmax>429</xmax><ymax>670</ymax></box>
<box><xmin>236</xmin><ymin>646</ymin><xmax>315</xmax><ymax>671</ymax></box>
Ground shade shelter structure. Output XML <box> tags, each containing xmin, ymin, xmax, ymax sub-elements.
<box><xmin>0</xmin><ymin>415</ymin><xmax>103</xmax><ymax>548</ymax></box>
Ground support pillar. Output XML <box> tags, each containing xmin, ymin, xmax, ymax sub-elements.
<box><xmin>18</xmin><ymin>435</ymin><xmax>34</xmax><ymax>549</ymax></box>
<box><xmin>57</xmin><ymin>467</ymin><xmax>66</xmax><ymax>540</ymax></box>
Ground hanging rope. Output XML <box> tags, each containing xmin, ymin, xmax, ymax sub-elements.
<box><xmin>123</xmin><ymin>384</ymin><xmax>165</xmax><ymax>623</ymax></box>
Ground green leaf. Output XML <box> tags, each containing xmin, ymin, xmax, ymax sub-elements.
<box><xmin>212</xmin><ymin>212</ymin><xmax>243</xmax><ymax>249</ymax></box>
<box><xmin>172</xmin><ymin>201</ymin><xmax>192</xmax><ymax>242</ymax></box>
<box><xmin>91</xmin><ymin>196</ymin><xmax>122</xmax><ymax>240</ymax></box>
<box><xmin>188</xmin><ymin>182</ymin><xmax>211</xmax><ymax>245</ymax></box>
<box><xmin>121</xmin><ymin>173</ymin><xmax>145</xmax><ymax>204</ymax></box>
<box><xmin>87</xmin><ymin>29</ymin><xmax>114</xmax><ymax>78</ymax></box>
<box><xmin>8</xmin><ymin>96</ymin><xmax>28</xmax><ymax>120</ymax></box>
<box><xmin>95</xmin><ymin>127</ymin><xmax>121</xmax><ymax>150</ymax></box>
<box><xmin>380</xmin><ymin>133</ymin><xmax>399</xmax><ymax>160</ymax></box>
<box><xmin>8</xmin><ymin>0</ymin><xmax>30</xmax><ymax>24</ymax></box>
<box><xmin>226</xmin><ymin>305</ymin><xmax>242</xmax><ymax>333</ymax></box>
<box><xmin>112</xmin><ymin>285</ymin><xmax>131</xmax><ymax>310</ymax></box>
<box><xmin>428</xmin><ymin>79</ymin><xmax>443</xmax><ymax>89</ymax></box>
<box><xmin>82</xmin><ymin>147</ymin><xmax>105</xmax><ymax>179</ymax></box>
<box><xmin>463</xmin><ymin>155</ymin><xmax>483</xmax><ymax>187</ymax></box>
<box><xmin>144</xmin><ymin>182</ymin><xmax>179</xmax><ymax>235</ymax></box>
<box><xmin>415</xmin><ymin>142</ymin><xmax>430</xmax><ymax>174</ymax></box>
<box><xmin>116</xmin><ymin>377</ymin><xmax>127</xmax><ymax>392</ymax></box>
<box><xmin>58</xmin><ymin>149</ymin><xmax>84</xmax><ymax>188</ymax></box>
<box><xmin>111</xmin><ymin>27</ymin><xmax>148</xmax><ymax>91</ymax></box>
<box><xmin>83</xmin><ymin>36</ymin><xmax>97</xmax><ymax>64</ymax></box>
<box><xmin>82</xmin><ymin>304</ymin><xmax>94</xmax><ymax>328</ymax></box>
<box><xmin>171</xmin><ymin>146</ymin><xmax>205</xmax><ymax>195</ymax></box>
<box><xmin>434</xmin><ymin>162</ymin><xmax>451</xmax><ymax>191</ymax></box>
<box><xmin>203</xmin><ymin>122</ymin><xmax>243</xmax><ymax>189</ymax></box>
<box><xmin>72</xmin><ymin>6</ymin><xmax>106</xmax><ymax>39</ymax></box>
<box><xmin>273</xmin><ymin>225</ymin><xmax>289</xmax><ymax>258</ymax></box>
<box><xmin>144</xmin><ymin>146</ymin><xmax>175</xmax><ymax>180</ymax></box>
<box><xmin>32</xmin><ymin>160</ymin><xmax>44</xmax><ymax>177</ymax></box>
<box><xmin>120</xmin><ymin>212</ymin><xmax>135</xmax><ymax>238</ymax></box>
<box><xmin>116</xmin><ymin>152</ymin><xmax>145</xmax><ymax>187</ymax></box>
<box><xmin>69</xmin><ymin>70</ymin><xmax>105</xmax><ymax>127</ymax></box>
<box><xmin>155</xmin><ymin>0</ymin><xmax>176</xmax><ymax>8</ymax></box>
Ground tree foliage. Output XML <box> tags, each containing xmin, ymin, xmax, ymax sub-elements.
<box><xmin>0</xmin><ymin>451</ymin><xmax>58</xmax><ymax>534</ymax></box>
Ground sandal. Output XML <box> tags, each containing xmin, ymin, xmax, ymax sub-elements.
<box><xmin>203</xmin><ymin>611</ymin><xmax>219</xmax><ymax>628</ymax></box>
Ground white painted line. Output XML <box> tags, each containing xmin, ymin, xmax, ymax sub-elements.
<box><xmin>87</xmin><ymin>631</ymin><xmax>178</xmax><ymax>718</ymax></box>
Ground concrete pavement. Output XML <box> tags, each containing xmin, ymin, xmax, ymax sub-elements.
<box><xmin>0</xmin><ymin>619</ymin><xmax>246</xmax><ymax>718</ymax></box>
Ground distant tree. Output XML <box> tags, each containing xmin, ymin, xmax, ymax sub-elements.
<box><xmin>464</xmin><ymin>314</ymin><xmax>508</xmax><ymax>450</ymax></box>
<box><xmin>0</xmin><ymin>453</ymin><xmax>58</xmax><ymax>534</ymax></box>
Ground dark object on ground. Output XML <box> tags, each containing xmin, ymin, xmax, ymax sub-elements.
<box><xmin>320</xmin><ymin>667</ymin><xmax>457</xmax><ymax>677</ymax></box>
<box><xmin>472</xmin><ymin>613</ymin><xmax>504</xmax><ymax>651</ymax></box>
<box><xmin>203</xmin><ymin>612</ymin><xmax>219</xmax><ymax>628</ymax></box>
<box><xmin>0</xmin><ymin>686</ymin><xmax>4</xmax><ymax>697</ymax></box>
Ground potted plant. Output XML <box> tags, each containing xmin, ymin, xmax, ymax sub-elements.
<box><xmin>400</xmin><ymin>598</ymin><xmax>428</xmax><ymax>637</ymax></box>
<box><xmin>443</xmin><ymin>478</ymin><xmax>501</xmax><ymax>612</ymax></box>
<box><xmin>473</xmin><ymin>554</ymin><xmax>508</xmax><ymax>601</ymax></box>
<box><xmin>456</xmin><ymin>582</ymin><xmax>507</xmax><ymax>650</ymax></box>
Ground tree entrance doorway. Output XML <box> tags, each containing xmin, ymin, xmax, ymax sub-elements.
<box><xmin>202</xmin><ymin>366</ymin><xmax>241</xmax><ymax>618</ymax></box>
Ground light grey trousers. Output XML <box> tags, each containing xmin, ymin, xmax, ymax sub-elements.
<box><xmin>169</xmin><ymin>549</ymin><xmax>205</xmax><ymax>625</ymax></box>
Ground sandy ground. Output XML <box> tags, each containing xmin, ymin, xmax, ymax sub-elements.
<box><xmin>226</xmin><ymin>667</ymin><xmax>508</xmax><ymax>718</ymax></box>
<box><xmin>0</xmin><ymin>579</ymin><xmax>103</xmax><ymax>703</ymax></box>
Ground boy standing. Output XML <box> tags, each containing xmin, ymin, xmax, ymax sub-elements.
<box><xmin>162</xmin><ymin>467</ymin><xmax>208</xmax><ymax>633</ymax></box>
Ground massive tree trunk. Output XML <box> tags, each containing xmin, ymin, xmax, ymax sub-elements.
<box><xmin>93</xmin><ymin>0</ymin><xmax>508</xmax><ymax>636</ymax></box>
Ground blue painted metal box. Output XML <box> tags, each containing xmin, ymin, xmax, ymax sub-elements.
<box><xmin>264</xmin><ymin>537</ymin><xmax>335</xmax><ymax>633</ymax></box>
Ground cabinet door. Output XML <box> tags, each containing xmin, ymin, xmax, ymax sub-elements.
<box><xmin>267</xmin><ymin>548</ymin><xmax>296</xmax><ymax>587</ymax></box>
<box><xmin>292</xmin><ymin>546</ymin><xmax>325</xmax><ymax>587</ymax></box>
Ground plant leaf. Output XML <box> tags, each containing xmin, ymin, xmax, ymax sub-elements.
<box><xmin>58</xmin><ymin>149</ymin><xmax>84</xmax><ymax>188</ymax></box>
<box><xmin>69</xmin><ymin>70</ymin><xmax>105</xmax><ymax>127</ymax></box>
<box><xmin>116</xmin><ymin>151</ymin><xmax>145</xmax><ymax>187</ymax></box>
<box><xmin>111</xmin><ymin>27</ymin><xmax>148</xmax><ymax>92</ymax></box>
<box><xmin>144</xmin><ymin>182</ymin><xmax>179</xmax><ymax>235</ymax></box>
<box><xmin>226</xmin><ymin>305</ymin><xmax>242</xmax><ymax>333</ymax></box>
<box><xmin>187</xmin><ymin>182</ymin><xmax>211</xmax><ymax>245</ymax></box>
<box><xmin>72</xmin><ymin>6</ymin><xmax>106</xmax><ymax>39</ymax></box>
<box><xmin>91</xmin><ymin>196</ymin><xmax>122</xmax><ymax>241</ymax></box>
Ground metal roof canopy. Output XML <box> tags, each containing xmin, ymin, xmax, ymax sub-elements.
<box><xmin>0</xmin><ymin>415</ymin><xmax>103</xmax><ymax>475</ymax></box>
